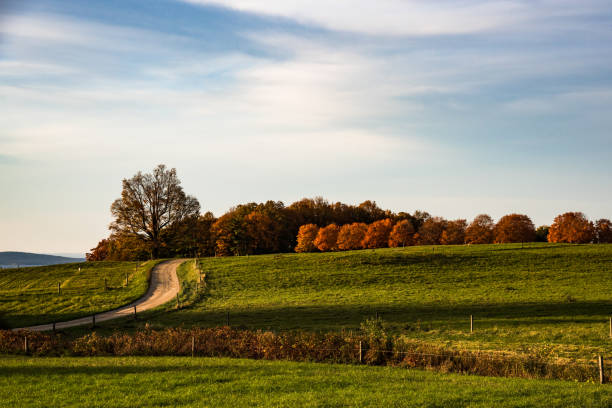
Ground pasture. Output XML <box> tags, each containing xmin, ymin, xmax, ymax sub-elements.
<box><xmin>0</xmin><ymin>261</ymin><xmax>159</xmax><ymax>328</ymax></box>
<box><xmin>0</xmin><ymin>356</ymin><xmax>609</xmax><ymax>407</ymax></box>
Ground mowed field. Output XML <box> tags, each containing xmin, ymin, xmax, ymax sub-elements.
<box><xmin>131</xmin><ymin>243</ymin><xmax>612</xmax><ymax>359</ymax></box>
<box><xmin>0</xmin><ymin>261</ymin><xmax>159</xmax><ymax>328</ymax></box>
<box><xmin>0</xmin><ymin>356</ymin><xmax>609</xmax><ymax>407</ymax></box>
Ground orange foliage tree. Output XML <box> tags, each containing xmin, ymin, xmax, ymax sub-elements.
<box><xmin>295</xmin><ymin>224</ymin><xmax>320</xmax><ymax>253</ymax></box>
<box><xmin>494</xmin><ymin>214</ymin><xmax>536</xmax><ymax>243</ymax></box>
<box><xmin>337</xmin><ymin>222</ymin><xmax>368</xmax><ymax>250</ymax></box>
<box><xmin>244</xmin><ymin>212</ymin><xmax>279</xmax><ymax>254</ymax></box>
<box><xmin>465</xmin><ymin>214</ymin><xmax>494</xmax><ymax>244</ymax></box>
<box><xmin>548</xmin><ymin>212</ymin><xmax>594</xmax><ymax>243</ymax></box>
<box><xmin>362</xmin><ymin>218</ymin><xmax>394</xmax><ymax>249</ymax></box>
<box><xmin>388</xmin><ymin>220</ymin><xmax>415</xmax><ymax>247</ymax></box>
<box><xmin>314</xmin><ymin>223</ymin><xmax>340</xmax><ymax>252</ymax></box>
<box><xmin>595</xmin><ymin>219</ymin><xmax>612</xmax><ymax>243</ymax></box>
<box><xmin>440</xmin><ymin>219</ymin><xmax>467</xmax><ymax>245</ymax></box>
<box><xmin>416</xmin><ymin>217</ymin><xmax>447</xmax><ymax>245</ymax></box>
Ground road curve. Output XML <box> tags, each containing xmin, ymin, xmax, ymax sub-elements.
<box><xmin>15</xmin><ymin>259</ymin><xmax>185</xmax><ymax>332</ymax></box>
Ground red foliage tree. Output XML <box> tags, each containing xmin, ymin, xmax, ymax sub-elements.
<box><xmin>362</xmin><ymin>219</ymin><xmax>394</xmax><ymax>249</ymax></box>
<box><xmin>295</xmin><ymin>224</ymin><xmax>320</xmax><ymax>253</ymax></box>
<box><xmin>465</xmin><ymin>214</ymin><xmax>494</xmax><ymax>244</ymax></box>
<box><xmin>548</xmin><ymin>212</ymin><xmax>594</xmax><ymax>244</ymax></box>
<box><xmin>440</xmin><ymin>219</ymin><xmax>467</xmax><ymax>245</ymax></box>
<box><xmin>416</xmin><ymin>217</ymin><xmax>447</xmax><ymax>245</ymax></box>
<box><xmin>494</xmin><ymin>214</ymin><xmax>536</xmax><ymax>243</ymax></box>
<box><xmin>314</xmin><ymin>224</ymin><xmax>340</xmax><ymax>252</ymax></box>
<box><xmin>388</xmin><ymin>220</ymin><xmax>415</xmax><ymax>247</ymax></box>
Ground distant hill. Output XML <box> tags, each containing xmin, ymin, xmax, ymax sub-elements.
<box><xmin>0</xmin><ymin>252</ymin><xmax>84</xmax><ymax>268</ymax></box>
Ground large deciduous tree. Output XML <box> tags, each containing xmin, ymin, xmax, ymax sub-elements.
<box><xmin>362</xmin><ymin>218</ymin><xmax>394</xmax><ymax>249</ymax></box>
<box><xmin>548</xmin><ymin>212</ymin><xmax>594</xmax><ymax>244</ymax></box>
<box><xmin>110</xmin><ymin>164</ymin><xmax>200</xmax><ymax>258</ymax></box>
<box><xmin>416</xmin><ymin>217</ymin><xmax>447</xmax><ymax>245</ymax></box>
<box><xmin>295</xmin><ymin>224</ymin><xmax>320</xmax><ymax>253</ymax></box>
<box><xmin>388</xmin><ymin>220</ymin><xmax>415</xmax><ymax>247</ymax></box>
<box><xmin>337</xmin><ymin>222</ymin><xmax>368</xmax><ymax>250</ymax></box>
<box><xmin>493</xmin><ymin>214</ymin><xmax>536</xmax><ymax>243</ymax></box>
<box><xmin>440</xmin><ymin>219</ymin><xmax>467</xmax><ymax>245</ymax></box>
<box><xmin>465</xmin><ymin>214</ymin><xmax>494</xmax><ymax>244</ymax></box>
<box><xmin>314</xmin><ymin>223</ymin><xmax>340</xmax><ymax>252</ymax></box>
<box><xmin>595</xmin><ymin>219</ymin><xmax>612</xmax><ymax>243</ymax></box>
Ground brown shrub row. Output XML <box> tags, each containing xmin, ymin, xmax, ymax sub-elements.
<box><xmin>2</xmin><ymin>327</ymin><xmax>608</xmax><ymax>383</ymax></box>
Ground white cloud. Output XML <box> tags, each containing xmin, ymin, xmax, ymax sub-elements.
<box><xmin>182</xmin><ymin>0</ymin><xmax>527</xmax><ymax>35</ymax></box>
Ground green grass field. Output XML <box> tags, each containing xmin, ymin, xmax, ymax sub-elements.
<box><xmin>120</xmin><ymin>243</ymin><xmax>612</xmax><ymax>360</ymax></box>
<box><xmin>0</xmin><ymin>261</ymin><xmax>159</xmax><ymax>328</ymax></box>
<box><xmin>0</xmin><ymin>356</ymin><xmax>609</xmax><ymax>407</ymax></box>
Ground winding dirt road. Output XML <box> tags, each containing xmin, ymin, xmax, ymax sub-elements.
<box><xmin>16</xmin><ymin>259</ymin><xmax>185</xmax><ymax>332</ymax></box>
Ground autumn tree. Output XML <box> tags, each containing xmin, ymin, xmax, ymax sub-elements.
<box><xmin>314</xmin><ymin>223</ymin><xmax>340</xmax><ymax>252</ymax></box>
<box><xmin>362</xmin><ymin>218</ymin><xmax>394</xmax><ymax>249</ymax></box>
<box><xmin>244</xmin><ymin>211</ymin><xmax>280</xmax><ymax>254</ymax></box>
<box><xmin>86</xmin><ymin>239</ymin><xmax>110</xmax><ymax>261</ymax></box>
<box><xmin>388</xmin><ymin>220</ymin><xmax>415</xmax><ymax>247</ymax></box>
<box><xmin>595</xmin><ymin>219</ymin><xmax>612</xmax><ymax>243</ymax></box>
<box><xmin>535</xmin><ymin>225</ymin><xmax>549</xmax><ymax>242</ymax></box>
<box><xmin>337</xmin><ymin>222</ymin><xmax>368</xmax><ymax>250</ymax></box>
<box><xmin>295</xmin><ymin>224</ymin><xmax>320</xmax><ymax>253</ymax></box>
<box><xmin>440</xmin><ymin>219</ymin><xmax>467</xmax><ymax>245</ymax></box>
<box><xmin>110</xmin><ymin>165</ymin><xmax>200</xmax><ymax>258</ymax></box>
<box><xmin>548</xmin><ymin>212</ymin><xmax>594</xmax><ymax>244</ymax></box>
<box><xmin>416</xmin><ymin>217</ymin><xmax>447</xmax><ymax>245</ymax></box>
<box><xmin>464</xmin><ymin>214</ymin><xmax>494</xmax><ymax>244</ymax></box>
<box><xmin>494</xmin><ymin>214</ymin><xmax>536</xmax><ymax>243</ymax></box>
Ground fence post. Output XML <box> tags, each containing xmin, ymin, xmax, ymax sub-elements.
<box><xmin>359</xmin><ymin>341</ymin><xmax>363</xmax><ymax>363</ymax></box>
<box><xmin>125</xmin><ymin>273</ymin><xmax>129</xmax><ymax>287</ymax></box>
<box><xmin>470</xmin><ymin>315</ymin><xmax>473</xmax><ymax>333</ymax></box>
<box><xmin>24</xmin><ymin>336</ymin><xmax>28</xmax><ymax>354</ymax></box>
<box><xmin>57</xmin><ymin>282</ymin><xmax>61</xmax><ymax>295</ymax></box>
<box><xmin>133</xmin><ymin>305</ymin><xmax>137</xmax><ymax>319</ymax></box>
<box><xmin>599</xmin><ymin>355</ymin><xmax>605</xmax><ymax>384</ymax></box>
<box><xmin>192</xmin><ymin>336</ymin><xmax>195</xmax><ymax>357</ymax></box>
<box><xmin>52</xmin><ymin>322</ymin><xmax>56</xmax><ymax>332</ymax></box>
<box><xmin>104</xmin><ymin>278</ymin><xmax>107</xmax><ymax>291</ymax></box>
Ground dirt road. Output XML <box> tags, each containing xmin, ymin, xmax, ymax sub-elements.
<box><xmin>16</xmin><ymin>259</ymin><xmax>184</xmax><ymax>332</ymax></box>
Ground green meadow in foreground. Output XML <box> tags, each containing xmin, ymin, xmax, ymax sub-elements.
<box><xmin>128</xmin><ymin>243</ymin><xmax>612</xmax><ymax>359</ymax></box>
<box><xmin>0</xmin><ymin>261</ymin><xmax>159</xmax><ymax>328</ymax></box>
<box><xmin>0</xmin><ymin>356</ymin><xmax>609</xmax><ymax>408</ymax></box>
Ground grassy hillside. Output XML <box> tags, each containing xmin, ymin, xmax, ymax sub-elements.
<box><xmin>0</xmin><ymin>261</ymin><xmax>159</xmax><ymax>328</ymax></box>
<box><xmin>0</xmin><ymin>356</ymin><xmax>609</xmax><ymax>407</ymax></box>
<box><xmin>124</xmin><ymin>243</ymin><xmax>612</xmax><ymax>359</ymax></box>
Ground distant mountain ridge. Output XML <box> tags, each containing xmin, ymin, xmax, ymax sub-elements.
<box><xmin>0</xmin><ymin>252</ymin><xmax>84</xmax><ymax>267</ymax></box>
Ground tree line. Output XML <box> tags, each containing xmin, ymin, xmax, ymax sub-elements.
<box><xmin>86</xmin><ymin>165</ymin><xmax>612</xmax><ymax>261</ymax></box>
<box><xmin>294</xmin><ymin>212</ymin><xmax>612</xmax><ymax>253</ymax></box>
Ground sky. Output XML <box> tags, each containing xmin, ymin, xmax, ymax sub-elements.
<box><xmin>1</xmin><ymin>0</ymin><xmax>612</xmax><ymax>255</ymax></box>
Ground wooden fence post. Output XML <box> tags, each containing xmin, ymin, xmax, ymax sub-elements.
<box><xmin>52</xmin><ymin>322</ymin><xmax>56</xmax><ymax>332</ymax></box>
<box><xmin>24</xmin><ymin>336</ymin><xmax>28</xmax><ymax>354</ymax></box>
<box><xmin>192</xmin><ymin>336</ymin><xmax>195</xmax><ymax>357</ymax></box>
<box><xmin>470</xmin><ymin>315</ymin><xmax>473</xmax><ymax>333</ymax></box>
<box><xmin>599</xmin><ymin>355</ymin><xmax>605</xmax><ymax>384</ymax></box>
<box><xmin>57</xmin><ymin>282</ymin><xmax>61</xmax><ymax>295</ymax></box>
<box><xmin>359</xmin><ymin>341</ymin><xmax>363</xmax><ymax>363</ymax></box>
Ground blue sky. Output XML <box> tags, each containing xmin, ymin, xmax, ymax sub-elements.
<box><xmin>1</xmin><ymin>0</ymin><xmax>612</xmax><ymax>255</ymax></box>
